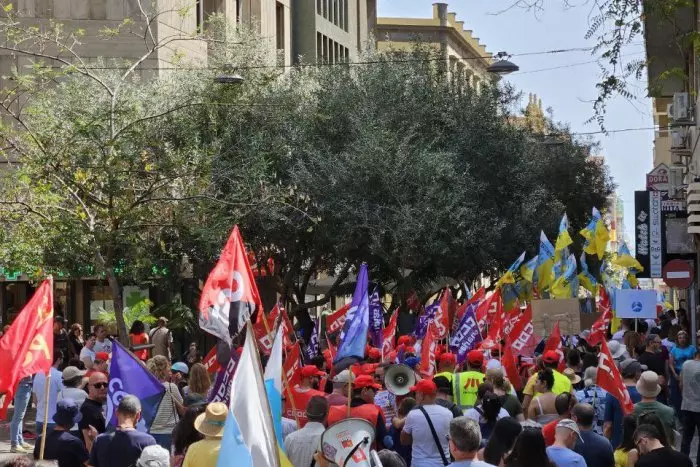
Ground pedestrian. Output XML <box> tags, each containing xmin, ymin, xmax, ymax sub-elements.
<box><xmin>53</xmin><ymin>315</ymin><xmax>71</xmax><ymax>359</ymax></box>
<box><xmin>433</xmin><ymin>376</ymin><xmax>463</xmax><ymax>418</ymax></box>
<box><xmin>150</xmin><ymin>317</ymin><xmax>172</xmax><ymax>360</ymax></box>
<box><xmin>327</xmin><ymin>375</ymin><xmax>389</xmax><ymax>447</ymax></box>
<box><xmin>571</xmin><ymin>403</ymin><xmax>614</xmax><ymax>467</ymax></box>
<box><xmin>148</xmin><ymin>355</ymin><xmax>184</xmax><ymax>449</ymax></box>
<box><xmin>504</xmin><ymin>428</ymin><xmax>555</xmax><ymax>467</ymax></box>
<box><xmin>603</xmin><ymin>358</ymin><xmax>642</xmax><ymax>447</ymax></box>
<box><xmin>400</xmin><ymin>379</ymin><xmax>453</xmax><ymax>467</ymax></box>
<box><xmin>435</xmin><ymin>352</ymin><xmax>457</xmax><ymax>383</ymax></box>
<box><xmin>287</xmin><ymin>365</ymin><xmax>327</xmax><ymax>427</ymax></box>
<box><xmin>56</xmin><ymin>366</ymin><xmax>88</xmax><ymax>437</ymax></box>
<box><xmin>669</xmin><ymin>330</ymin><xmax>695</xmax><ymax>414</ymax></box>
<box><xmin>464</xmin><ymin>385</ymin><xmax>507</xmax><ymax>442</ymax></box>
<box><xmin>484</xmin><ymin>368</ymin><xmax>523</xmax><ymax>421</ymax></box>
<box><xmin>79</xmin><ymin>333</ymin><xmax>97</xmax><ymax>369</ymax></box>
<box><xmin>172</xmin><ymin>406</ymin><xmax>205</xmax><ymax>467</ymax></box>
<box><xmin>93</xmin><ymin>324</ymin><xmax>113</xmax><ymax>354</ymax></box>
<box><xmin>522</xmin><ymin>352</ymin><xmax>571</xmax><ymax>416</ymax></box>
<box><xmin>86</xmin><ymin>352</ymin><xmax>109</xmax><ymax>377</ymax></box>
<box><xmin>183</xmin><ymin>402</ymin><xmax>226</xmax><ymax>467</ymax></box>
<box><xmin>32</xmin><ymin>350</ymin><xmax>64</xmax><ymax>436</ymax></box>
<box><xmin>527</xmin><ymin>369</ymin><xmax>559</xmax><ymax>424</ymax></box>
<box><xmin>325</xmin><ymin>369</ymin><xmax>350</xmax><ymax>406</ymax></box>
<box><xmin>446</xmin><ymin>416</ymin><xmax>493</xmax><ymax>467</ymax></box>
<box><xmin>545</xmin><ymin>419</ymin><xmax>586</xmax><ymax>467</ymax></box>
<box><xmin>680</xmin><ymin>341</ymin><xmax>700</xmax><ymax>464</ymax></box>
<box><xmin>170</xmin><ymin>361</ymin><xmax>189</xmax><ymax>395</ymax></box>
<box><xmin>613</xmin><ymin>415</ymin><xmax>638</xmax><ymax>467</ymax></box>
<box><xmin>542</xmin><ymin>393</ymin><xmax>575</xmax><ymax>446</ymax></box>
<box><xmin>377</xmin><ymin>450</ymin><xmax>408</xmax><ymax>467</ymax></box>
<box><xmin>478</xmin><ymin>417</ymin><xmax>522</xmax><ymax>466</ymax></box>
<box><xmin>129</xmin><ymin>320</ymin><xmax>149</xmax><ymax>362</ymax></box>
<box><xmin>574</xmin><ymin>366</ymin><xmax>608</xmax><ymax>435</ymax></box>
<box><xmin>79</xmin><ymin>371</ymin><xmax>109</xmax><ymax>452</ymax></box>
<box><xmin>182</xmin><ymin>342</ymin><xmax>202</xmax><ymax>367</ymax></box>
<box><xmin>88</xmin><ymin>395</ymin><xmax>157</xmax><ymax>467</ymax></box>
<box><xmin>633</xmin><ymin>423</ymin><xmax>693</xmax><ymax>467</ymax></box>
<box><xmin>638</xmin><ymin>333</ymin><xmax>668</xmax><ymax>403</ymax></box>
<box><xmin>390</xmin><ymin>397</ymin><xmax>416</xmax><ymax>467</ymax></box>
<box><xmin>68</xmin><ymin>323</ymin><xmax>84</xmax><ymax>357</ymax></box>
<box><xmin>182</xmin><ymin>363</ymin><xmax>210</xmax><ymax>407</ymax></box>
<box><xmin>9</xmin><ymin>375</ymin><xmax>33</xmax><ymax>453</ymax></box>
<box><xmin>454</xmin><ymin>350</ymin><xmax>485</xmax><ymax>412</ymax></box>
<box><xmin>32</xmin><ymin>399</ymin><xmax>89</xmax><ymax>467</ymax></box>
<box><xmin>136</xmin><ymin>445</ymin><xmax>170</xmax><ymax>467</ymax></box>
<box><xmin>632</xmin><ymin>371</ymin><xmax>675</xmax><ymax>442</ymax></box>
<box><xmin>284</xmin><ymin>396</ymin><xmax>329</xmax><ymax>467</ymax></box>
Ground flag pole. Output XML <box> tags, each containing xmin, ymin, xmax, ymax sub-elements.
<box><xmin>39</xmin><ymin>370</ymin><xmax>51</xmax><ymax>460</ymax></box>
<box><xmin>346</xmin><ymin>374</ymin><xmax>353</xmax><ymax>418</ymax></box>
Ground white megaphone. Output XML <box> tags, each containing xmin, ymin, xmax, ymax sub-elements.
<box><xmin>320</xmin><ymin>418</ymin><xmax>382</xmax><ymax>467</ymax></box>
<box><xmin>384</xmin><ymin>364</ymin><xmax>416</xmax><ymax>396</ymax></box>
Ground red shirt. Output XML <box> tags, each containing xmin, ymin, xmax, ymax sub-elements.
<box><xmin>129</xmin><ymin>332</ymin><xmax>149</xmax><ymax>361</ymax></box>
<box><xmin>543</xmin><ymin>418</ymin><xmax>558</xmax><ymax>446</ymax></box>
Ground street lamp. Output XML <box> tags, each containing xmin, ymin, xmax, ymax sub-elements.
<box><xmin>487</xmin><ymin>52</ymin><xmax>519</xmax><ymax>75</ymax></box>
<box><xmin>214</xmin><ymin>73</ymin><xmax>245</xmax><ymax>84</ymax></box>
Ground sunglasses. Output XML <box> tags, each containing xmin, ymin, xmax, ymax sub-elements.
<box><xmin>92</xmin><ymin>382</ymin><xmax>108</xmax><ymax>389</ymax></box>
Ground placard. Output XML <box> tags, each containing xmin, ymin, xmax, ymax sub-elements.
<box><xmin>531</xmin><ymin>299</ymin><xmax>581</xmax><ymax>336</ymax></box>
<box><xmin>614</xmin><ymin>289</ymin><xmax>657</xmax><ymax>318</ymax></box>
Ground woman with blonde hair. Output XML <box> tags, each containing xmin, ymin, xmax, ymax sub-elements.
<box><xmin>183</xmin><ymin>363</ymin><xmax>211</xmax><ymax>407</ymax></box>
<box><xmin>486</xmin><ymin>368</ymin><xmax>524</xmax><ymax>421</ymax></box>
<box><xmin>147</xmin><ymin>355</ymin><xmax>184</xmax><ymax>450</ymax></box>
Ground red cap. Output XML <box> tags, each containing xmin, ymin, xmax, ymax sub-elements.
<box><xmin>410</xmin><ymin>379</ymin><xmax>438</xmax><ymax>395</ymax></box>
<box><xmin>368</xmin><ymin>347</ymin><xmax>382</xmax><ymax>360</ymax></box>
<box><xmin>467</xmin><ymin>350</ymin><xmax>484</xmax><ymax>365</ymax></box>
<box><xmin>542</xmin><ymin>350</ymin><xmax>560</xmax><ymax>364</ymax></box>
<box><xmin>404</xmin><ymin>346</ymin><xmax>416</xmax><ymax>355</ymax></box>
<box><xmin>360</xmin><ymin>363</ymin><xmax>379</xmax><ymax>376</ymax></box>
<box><xmin>388</xmin><ymin>351</ymin><xmax>397</xmax><ymax>362</ymax></box>
<box><xmin>301</xmin><ymin>365</ymin><xmax>325</xmax><ymax>378</ymax></box>
<box><xmin>439</xmin><ymin>353</ymin><xmax>457</xmax><ymax>366</ymax></box>
<box><xmin>354</xmin><ymin>375</ymin><xmax>381</xmax><ymax>390</ymax></box>
<box><xmin>95</xmin><ymin>352</ymin><xmax>110</xmax><ymax>362</ymax></box>
<box><xmin>397</xmin><ymin>335</ymin><xmax>412</xmax><ymax>346</ymax></box>
<box><xmin>235</xmin><ymin>347</ymin><xmax>244</xmax><ymax>357</ymax></box>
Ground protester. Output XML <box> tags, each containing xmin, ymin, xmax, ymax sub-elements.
<box><xmin>390</xmin><ymin>397</ymin><xmax>416</xmax><ymax>467</ymax></box>
<box><xmin>53</xmin><ymin>315</ymin><xmax>71</xmax><ymax>359</ymax></box>
<box><xmin>571</xmin><ymin>403</ymin><xmax>614</xmax><ymax>467</ymax></box>
<box><xmin>563</xmin><ymin>368</ymin><xmax>582</xmax><ymax>391</ymax></box>
<box><xmin>504</xmin><ymin>428</ymin><xmax>555</xmax><ymax>467</ymax></box>
<box><xmin>401</xmin><ymin>379</ymin><xmax>453</xmax><ymax>467</ymax></box>
<box><xmin>435</xmin><ymin>352</ymin><xmax>457</xmax><ymax>383</ymax></box>
<box><xmin>574</xmin><ymin>366</ymin><xmax>607</xmax><ymax>435</ymax></box>
<box><xmin>527</xmin><ymin>369</ymin><xmax>558</xmax><ymax>424</ymax></box>
<box><xmin>183</xmin><ymin>363</ymin><xmax>210</xmax><ymax>407</ymax></box>
<box><xmin>680</xmin><ymin>340</ymin><xmax>700</xmax><ymax>464</ymax></box>
<box><xmin>33</xmin><ymin>399</ymin><xmax>89</xmax><ymax>467</ymax></box>
<box><xmin>79</xmin><ymin>371</ymin><xmax>109</xmax><ymax>452</ymax></box>
<box><xmin>670</xmin><ymin>329</ymin><xmax>696</xmax><ymax>414</ymax></box>
<box><xmin>148</xmin><ymin>355</ymin><xmax>184</xmax><ymax>449</ymax></box>
<box><xmin>633</xmin><ymin>423</ymin><xmax>693</xmax><ymax>467</ymax></box>
<box><xmin>478</xmin><ymin>417</ymin><xmax>522</xmax><ymax>466</ymax></box>
<box><xmin>485</xmin><ymin>368</ymin><xmax>523</xmax><ymax>420</ymax></box>
<box><xmin>10</xmin><ymin>375</ymin><xmax>33</xmax><ymax>453</ymax></box>
<box><xmin>545</xmin><ymin>419</ymin><xmax>586</xmax><ymax>467</ymax></box>
<box><xmin>79</xmin><ymin>333</ymin><xmax>97</xmax><ymax>369</ymax></box>
<box><xmin>285</xmin><ymin>396</ymin><xmax>328</xmax><ymax>467</ymax></box>
<box><xmin>136</xmin><ymin>445</ymin><xmax>171</xmax><ymax>467</ymax></box>
<box><xmin>446</xmin><ymin>416</ymin><xmax>494</xmax><ymax>467</ymax></box>
<box><xmin>633</xmin><ymin>371</ymin><xmax>675</xmax><ymax>440</ymax></box>
<box><xmin>183</xmin><ymin>402</ymin><xmax>226</xmax><ymax>467</ymax></box>
<box><xmin>129</xmin><ymin>320</ymin><xmax>150</xmax><ymax>362</ymax></box>
<box><xmin>32</xmin><ymin>350</ymin><xmax>64</xmax><ymax>436</ymax></box>
<box><xmin>613</xmin><ymin>415</ymin><xmax>638</xmax><ymax>467</ymax></box>
<box><xmin>69</xmin><ymin>323</ymin><xmax>84</xmax><ymax>357</ymax></box>
<box><xmin>170</xmin><ymin>361</ymin><xmax>189</xmax><ymax>395</ymax></box>
<box><xmin>328</xmin><ymin>375</ymin><xmax>389</xmax><ymax>447</ymax></box>
<box><xmin>433</xmin><ymin>375</ymin><xmax>462</xmax><ymax>418</ymax></box>
<box><xmin>326</xmin><ymin>369</ymin><xmax>350</xmax><ymax>406</ymax></box>
<box><xmin>377</xmin><ymin>450</ymin><xmax>408</xmax><ymax>467</ymax></box>
<box><xmin>454</xmin><ymin>350</ymin><xmax>486</xmax><ymax>411</ymax></box>
<box><xmin>607</xmin><ymin>340</ymin><xmax>628</xmax><ymax>364</ymax></box>
<box><xmin>464</xmin><ymin>384</ymin><xmax>508</xmax><ymax>442</ymax></box>
<box><xmin>88</xmin><ymin>395</ymin><xmax>157</xmax><ymax>467</ymax></box>
<box><xmin>172</xmin><ymin>406</ymin><xmax>205</xmax><ymax>467</ymax></box>
<box><xmin>87</xmin><ymin>352</ymin><xmax>110</xmax><ymax>378</ymax></box>
<box><xmin>603</xmin><ymin>358</ymin><xmax>642</xmax><ymax>447</ymax></box>
<box><xmin>182</xmin><ymin>342</ymin><xmax>202</xmax><ymax>367</ymax></box>
<box><xmin>93</xmin><ymin>324</ymin><xmax>113</xmax><ymax>354</ymax></box>
<box><xmin>150</xmin><ymin>318</ymin><xmax>172</xmax><ymax>360</ymax></box>
<box><xmin>288</xmin><ymin>365</ymin><xmax>326</xmax><ymax>426</ymax></box>
<box><xmin>542</xmin><ymin>393</ymin><xmax>575</xmax><ymax>446</ymax></box>
<box><xmin>522</xmin><ymin>351</ymin><xmax>571</xmax><ymax>416</ymax></box>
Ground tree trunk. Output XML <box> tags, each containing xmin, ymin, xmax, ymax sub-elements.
<box><xmin>106</xmin><ymin>270</ymin><xmax>128</xmax><ymax>346</ymax></box>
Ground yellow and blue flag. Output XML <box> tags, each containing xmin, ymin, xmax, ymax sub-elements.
<box><xmin>537</xmin><ymin>231</ymin><xmax>555</xmax><ymax>293</ymax></box>
<box><xmin>614</xmin><ymin>241</ymin><xmax>644</xmax><ymax>273</ymax></box>
<box><xmin>555</xmin><ymin>213</ymin><xmax>573</xmax><ymax>258</ymax></box>
<box><xmin>581</xmin><ymin>207</ymin><xmax>609</xmax><ymax>260</ymax></box>
<box><xmin>551</xmin><ymin>253</ymin><xmax>579</xmax><ymax>299</ymax></box>
<box><xmin>520</xmin><ymin>256</ymin><xmax>538</xmax><ymax>284</ymax></box>
<box><xmin>496</xmin><ymin>252</ymin><xmax>526</xmax><ymax>288</ymax></box>
<box><xmin>577</xmin><ymin>252</ymin><xmax>597</xmax><ymax>294</ymax></box>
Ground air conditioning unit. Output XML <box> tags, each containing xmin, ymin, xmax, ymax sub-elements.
<box><xmin>669</xmin><ymin>166</ymin><xmax>685</xmax><ymax>198</ymax></box>
<box><xmin>671</xmin><ymin>129</ymin><xmax>689</xmax><ymax>149</ymax></box>
<box><xmin>672</xmin><ymin>152</ymin><xmax>689</xmax><ymax>165</ymax></box>
<box><xmin>672</xmin><ymin>92</ymin><xmax>691</xmax><ymax>122</ymax></box>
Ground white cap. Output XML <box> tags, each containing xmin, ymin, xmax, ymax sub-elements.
<box><xmin>486</xmin><ymin>359</ymin><xmax>502</xmax><ymax>370</ymax></box>
<box><xmin>332</xmin><ymin>369</ymin><xmax>352</xmax><ymax>383</ymax></box>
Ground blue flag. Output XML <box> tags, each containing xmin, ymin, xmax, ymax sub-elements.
<box><xmin>335</xmin><ymin>263</ymin><xmax>370</xmax><ymax>363</ymax></box>
<box><xmin>449</xmin><ymin>305</ymin><xmax>482</xmax><ymax>365</ymax></box>
<box><xmin>412</xmin><ymin>302</ymin><xmax>439</xmax><ymax>340</ymax></box>
<box><xmin>106</xmin><ymin>340</ymin><xmax>165</xmax><ymax>431</ymax></box>
<box><xmin>369</xmin><ymin>287</ymin><xmax>383</xmax><ymax>348</ymax></box>
<box><xmin>304</xmin><ymin>319</ymin><xmax>320</xmax><ymax>361</ymax></box>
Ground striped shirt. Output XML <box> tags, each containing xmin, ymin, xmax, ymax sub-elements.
<box><xmin>150</xmin><ymin>382</ymin><xmax>182</xmax><ymax>434</ymax></box>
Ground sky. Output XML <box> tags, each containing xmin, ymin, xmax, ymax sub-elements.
<box><xmin>377</xmin><ymin>0</ymin><xmax>655</xmax><ymax>245</ymax></box>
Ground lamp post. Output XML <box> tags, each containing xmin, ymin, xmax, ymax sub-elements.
<box><xmin>214</xmin><ymin>73</ymin><xmax>245</xmax><ymax>84</ymax></box>
<box><xmin>487</xmin><ymin>52</ymin><xmax>519</xmax><ymax>75</ymax></box>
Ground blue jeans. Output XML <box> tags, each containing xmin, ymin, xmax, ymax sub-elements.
<box><xmin>10</xmin><ymin>379</ymin><xmax>32</xmax><ymax>447</ymax></box>
<box><xmin>151</xmin><ymin>433</ymin><xmax>172</xmax><ymax>450</ymax></box>
<box><xmin>35</xmin><ymin>421</ymin><xmax>55</xmax><ymax>437</ymax></box>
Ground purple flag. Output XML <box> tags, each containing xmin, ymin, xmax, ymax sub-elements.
<box><xmin>305</xmin><ymin>319</ymin><xmax>320</xmax><ymax>360</ymax></box>
<box><xmin>335</xmin><ymin>263</ymin><xmax>370</xmax><ymax>362</ymax></box>
<box><xmin>369</xmin><ymin>287</ymin><xmax>383</xmax><ymax>348</ymax></box>
<box><xmin>412</xmin><ymin>303</ymin><xmax>438</xmax><ymax>340</ymax></box>
<box><xmin>450</xmin><ymin>305</ymin><xmax>482</xmax><ymax>365</ymax></box>
<box><xmin>208</xmin><ymin>352</ymin><xmax>239</xmax><ymax>405</ymax></box>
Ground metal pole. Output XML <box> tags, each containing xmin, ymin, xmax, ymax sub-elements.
<box><xmin>691</xmin><ymin>280</ymin><xmax>697</xmax><ymax>341</ymax></box>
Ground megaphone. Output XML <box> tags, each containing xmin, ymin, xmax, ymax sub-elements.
<box><xmin>384</xmin><ymin>364</ymin><xmax>416</xmax><ymax>396</ymax></box>
<box><xmin>320</xmin><ymin>418</ymin><xmax>382</xmax><ymax>467</ymax></box>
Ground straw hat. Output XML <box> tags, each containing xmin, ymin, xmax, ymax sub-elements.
<box><xmin>563</xmin><ymin>368</ymin><xmax>582</xmax><ymax>385</ymax></box>
<box><xmin>194</xmin><ymin>402</ymin><xmax>227</xmax><ymax>438</ymax></box>
<box><xmin>636</xmin><ymin>371</ymin><xmax>661</xmax><ymax>398</ymax></box>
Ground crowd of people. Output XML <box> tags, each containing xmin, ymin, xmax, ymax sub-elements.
<box><xmin>3</xmin><ymin>306</ymin><xmax>700</xmax><ymax>467</ymax></box>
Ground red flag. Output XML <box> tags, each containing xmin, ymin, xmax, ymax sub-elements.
<box><xmin>420</xmin><ymin>321</ymin><xmax>438</xmax><ymax>377</ymax></box>
<box><xmin>283</xmin><ymin>342</ymin><xmax>302</xmax><ymax>388</ymax></box>
<box><xmin>406</xmin><ymin>290</ymin><xmax>421</xmax><ymax>311</ymax></box>
<box><xmin>502</xmin><ymin>337</ymin><xmax>523</xmax><ymax>391</ymax></box>
<box><xmin>253</xmin><ymin>304</ymin><xmax>281</xmax><ymax>355</ymax></box>
<box><xmin>325</xmin><ymin>303</ymin><xmax>350</xmax><ymax>335</ymax></box>
<box><xmin>588</xmin><ymin>288</ymin><xmax>612</xmax><ymax>346</ymax></box>
<box><xmin>453</xmin><ymin>288</ymin><xmax>485</xmax><ymax>334</ymax></box>
<box><xmin>507</xmin><ymin>304</ymin><xmax>539</xmax><ymax>356</ymax></box>
<box><xmin>198</xmin><ymin>226</ymin><xmax>263</xmax><ymax>342</ymax></box>
<box><xmin>280</xmin><ymin>308</ymin><xmax>295</xmax><ymax>349</ymax></box>
<box><xmin>0</xmin><ymin>279</ymin><xmax>54</xmax><ymax>419</ymax></box>
<box><xmin>434</xmin><ymin>289</ymin><xmax>451</xmax><ymax>340</ymax></box>
<box><xmin>382</xmin><ymin>309</ymin><xmax>398</xmax><ymax>361</ymax></box>
<box><xmin>476</xmin><ymin>289</ymin><xmax>502</xmax><ymax>337</ymax></box>
<box><xmin>202</xmin><ymin>346</ymin><xmax>221</xmax><ymax>374</ymax></box>
<box><xmin>543</xmin><ymin>321</ymin><xmax>566</xmax><ymax>371</ymax></box>
<box><xmin>598</xmin><ymin>340</ymin><xmax>634</xmax><ymax>414</ymax></box>
<box><xmin>325</xmin><ymin>333</ymin><xmax>337</xmax><ymax>362</ymax></box>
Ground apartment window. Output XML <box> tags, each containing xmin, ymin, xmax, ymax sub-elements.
<box><xmin>323</xmin><ymin>35</ymin><xmax>329</xmax><ymax>63</ymax></box>
<box><xmin>323</xmin><ymin>0</ymin><xmax>328</xmax><ymax>19</ymax></box>
<box><xmin>275</xmin><ymin>2</ymin><xmax>285</xmax><ymax>52</ymax></box>
<box><xmin>317</xmin><ymin>32</ymin><xmax>323</xmax><ymax>61</ymax></box>
<box><xmin>333</xmin><ymin>0</ymin><xmax>338</xmax><ymax>26</ymax></box>
<box><xmin>317</xmin><ymin>0</ymin><xmax>322</xmax><ymax>15</ymax></box>
<box><xmin>343</xmin><ymin>0</ymin><xmax>349</xmax><ymax>31</ymax></box>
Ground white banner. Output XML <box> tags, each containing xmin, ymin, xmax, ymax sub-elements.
<box><xmin>615</xmin><ymin>289</ymin><xmax>657</xmax><ymax>319</ymax></box>
<box><xmin>649</xmin><ymin>191</ymin><xmax>663</xmax><ymax>278</ymax></box>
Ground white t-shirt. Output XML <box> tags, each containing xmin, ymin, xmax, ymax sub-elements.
<box><xmin>80</xmin><ymin>347</ymin><xmax>96</xmax><ymax>365</ymax></box>
<box><xmin>57</xmin><ymin>386</ymin><xmax>88</xmax><ymax>430</ymax></box>
<box><xmin>94</xmin><ymin>339</ymin><xmax>112</xmax><ymax>354</ymax></box>
<box><xmin>403</xmin><ymin>404</ymin><xmax>453</xmax><ymax>467</ymax></box>
<box><xmin>464</xmin><ymin>407</ymin><xmax>510</xmax><ymax>423</ymax></box>
<box><xmin>33</xmin><ymin>368</ymin><xmax>63</xmax><ymax>423</ymax></box>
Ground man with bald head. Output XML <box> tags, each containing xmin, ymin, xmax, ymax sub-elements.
<box><xmin>80</xmin><ymin>372</ymin><xmax>109</xmax><ymax>452</ymax></box>
<box><xmin>572</xmin><ymin>403</ymin><xmax>614</xmax><ymax>467</ymax></box>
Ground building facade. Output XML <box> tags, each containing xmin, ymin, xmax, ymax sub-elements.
<box><xmin>375</xmin><ymin>2</ymin><xmax>492</xmax><ymax>91</ymax></box>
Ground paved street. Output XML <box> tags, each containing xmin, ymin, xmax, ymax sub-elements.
<box><xmin>0</xmin><ymin>406</ymin><xmax>38</xmax><ymax>464</ymax></box>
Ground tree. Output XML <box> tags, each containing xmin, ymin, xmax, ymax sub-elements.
<box><xmin>0</xmin><ymin>4</ymin><xmax>277</xmax><ymax>343</ymax></box>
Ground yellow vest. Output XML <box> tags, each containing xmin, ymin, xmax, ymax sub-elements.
<box><xmin>454</xmin><ymin>370</ymin><xmax>484</xmax><ymax>410</ymax></box>
<box><xmin>523</xmin><ymin>370</ymin><xmax>572</xmax><ymax>396</ymax></box>
<box><xmin>435</xmin><ymin>371</ymin><xmax>454</xmax><ymax>383</ymax></box>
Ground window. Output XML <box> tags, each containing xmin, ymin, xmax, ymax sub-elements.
<box><xmin>333</xmin><ymin>0</ymin><xmax>338</xmax><ymax>26</ymax></box>
<box><xmin>275</xmin><ymin>2</ymin><xmax>285</xmax><ymax>52</ymax></box>
<box><xmin>317</xmin><ymin>32</ymin><xmax>323</xmax><ymax>61</ymax></box>
<box><xmin>343</xmin><ymin>0</ymin><xmax>348</xmax><ymax>31</ymax></box>
<box><xmin>317</xmin><ymin>0</ymin><xmax>322</xmax><ymax>15</ymax></box>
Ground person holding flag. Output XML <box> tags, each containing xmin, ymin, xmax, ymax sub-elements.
<box><xmin>454</xmin><ymin>350</ymin><xmax>486</xmax><ymax>412</ymax></box>
<box><xmin>286</xmin><ymin>366</ymin><xmax>326</xmax><ymax>427</ymax></box>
